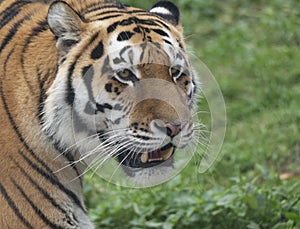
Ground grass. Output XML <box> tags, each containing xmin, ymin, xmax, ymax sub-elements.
<box><xmin>84</xmin><ymin>0</ymin><xmax>300</xmax><ymax>228</ymax></box>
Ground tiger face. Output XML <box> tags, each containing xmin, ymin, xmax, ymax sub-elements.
<box><xmin>43</xmin><ymin>1</ymin><xmax>199</xmax><ymax>185</ymax></box>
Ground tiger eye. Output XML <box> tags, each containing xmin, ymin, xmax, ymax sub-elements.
<box><xmin>117</xmin><ymin>69</ymin><xmax>131</xmax><ymax>79</ymax></box>
<box><xmin>169</xmin><ymin>66</ymin><xmax>181</xmax><ymax>78</ymax></box>
<box><xmin>170</xmin><ymin>67</ymin><xmax>177</xmax><ymax>74</ymax></box>
<box><xmin>116</xmin><ymin>69</ymin><xmax>139</xmax><ymax>83</ymax></box>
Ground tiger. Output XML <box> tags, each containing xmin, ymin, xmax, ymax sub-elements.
<box><xmin>0</xmin><ymin>0</ymin><xmax>199</xmax><ymax>228</ymax></box>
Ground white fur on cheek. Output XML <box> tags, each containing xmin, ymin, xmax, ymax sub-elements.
<box><xmin>42</xmin><ymin>65</ymin><xmax>101</xmax><ymax>157</ymax></box>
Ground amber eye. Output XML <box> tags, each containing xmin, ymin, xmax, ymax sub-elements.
<box><xmin>116</xmin><ymin>69</ymin><xmax>138</xmax><ymax>83</ymax></box>
<box><xmin>117</xmin><ymin>69</ymin><xmax>131</xmax><ymax>80</ymax></box>
<box><xmin>169</xmin><ymin>66</ymin><xmax>181</xmax><ymax>79</ymax></box>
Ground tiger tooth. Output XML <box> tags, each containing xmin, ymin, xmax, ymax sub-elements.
<box><xmin>161</xmin><ymin>148</ymin><xmax>173</xmax><ymax>160</ymax></box>
<box><xmin>141</xmin><ymin>152</ymin><xmax>149</xmax><ymax>163</ymax></box>
<box><xmin>148</xmin><ymin>158</ymin><xmax>163</xmax><ymax>162</ymax></box>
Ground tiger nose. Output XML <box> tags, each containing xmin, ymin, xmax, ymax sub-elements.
<box><xmin>165</xmin><ymin>121</ymin><xmax>182</xmax><ymax>137</ymax></box>
<box><xmin>151</xmin><ymin>120</ymin><xmax>182</xmax><ymax>137</ymax></box>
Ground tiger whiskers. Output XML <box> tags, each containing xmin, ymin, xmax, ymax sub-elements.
<box><xmin>54</xmin><ymin>130</ymin><xmax>129</xmax><ymax>174</ymax></box>
<box><xmin>192</xmin><ymin>109</ymin><xmax>210</xmax><ymax>117</ymax></box>
<box><xmin>72</xmin><ymin>137</ymin><xmax>135</xmax><ymax>181</ymax></box>
<box><xmin>106</xmin><ymin>143</ymin><xmax>138</xmax><ymax>183</ymax></box>
<box><xmin>53</xmin><ymin>127</ymin><xmax>129</xmax><ymax>161</ymax></box>
<box><xmin>88</xmin><ymin>138</ymin><xmax>133</xmax><ymax>171</ymax></box>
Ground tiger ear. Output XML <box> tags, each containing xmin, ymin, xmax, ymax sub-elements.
<box><xmin>47</xmin><ymin>1</ymin><xmax>84</xmax><ymax>54</ymax></box>
<box><xmin>150</xmin><ymin>1</ymin><xmax>180</xmax><ymax>26</ymax></box>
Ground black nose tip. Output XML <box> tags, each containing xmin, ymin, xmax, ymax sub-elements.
<box><xmin>165</xmin><ymin>121</ymin><xmax>181</xmax><ymax>137</ymax></box>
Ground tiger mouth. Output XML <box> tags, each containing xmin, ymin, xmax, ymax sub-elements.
<box><xmin>117</xmin><ymin>143</ymin><xmax>175</xmax><ymax>169</ymax></box>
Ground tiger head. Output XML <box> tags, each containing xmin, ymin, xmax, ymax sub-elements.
<box><xmin>43</xmin><ymin>1</ymin><xmax>199</xmax><ymax>185</ymax></box>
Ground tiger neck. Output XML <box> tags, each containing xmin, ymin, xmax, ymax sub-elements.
<box><xmin>7</xmin><ymin>22</ymin><xmax>88</xmax><ymax>200</ymax></box>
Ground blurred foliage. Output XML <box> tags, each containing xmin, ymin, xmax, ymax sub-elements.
<box><xmin>85</xmin><ymin>168</ymin><xmax>300</xmax><ymax>228</ymax></box>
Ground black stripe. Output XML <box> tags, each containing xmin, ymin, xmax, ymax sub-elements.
<box><xmin>12</xmin><ymin>157</ymin><xmax>78</xmax><ymax>223</ymax></box>
<box><xmin>91</xmin><ymin>41</ymin><xmax>104</xmax><ymax>59</ymax></box>
<box><xmin>128</xmin><ymin>17</ymin><xmax>158</xmax><ymax>26</ymax></box>
<box><xmin>107</xmin><ymin>17</ymin><xmax>163</xmax><ymax>34</ymax></box>
<box><xmin>0</xmin><ymin>82</ymin><xmax>59</xmax><ymax>182</ymax></box>
<box><xmin>136</xmin><ymin>15</ymin><xmax>171</xmax><ymax>30</ymax></box>
<box><xmin>92</xmin><ymin>10</ymin><xmax>154</xmax><ymax>22</ymax></box>
<box><xmin>163</xmin><ymin>39</ymin><xmax>173</xmax><ymax>46</ymax></box>
<box><xmin>82</xmin><ymin>2</ymin><xmax>99</xmax><ymax>13</ymax></box>
<box><xmin>0</xmin><ymin>14</ymin><xmax>31</xmax><ymax>54</ymax></box>
<box><xmin>11</xmin><ymin>179</ymin><xmax>64</xmax><ymax>229</ymax></box>
<box><xmin>90</xmin><ymin>31</ymin><xmax>100</xmax><ymax>43</ymax></box>
<box><xmin>0</xmin><ymin>1</ymin><xmax>29</xmax><ymax>17</ymax></box>
<box><xmin>18</xmin><ymin>150</ymin><xmax>86</xmax><ymax>213</ymax></box>
<box><xmin>65</xmin><ymin>32</ymin><xmax>99</xmax><ymax>105</ymax></box>
<box><xmin>149</xmin><ymin>19</ymin><xmax>170</xmax><ymax>31</ymax></box>
<box><xmin>0</xmin><ymin>80</ymin><xmax>58</xmax><ymax>180</ymax></box>
<box><xmin>139</xmin><ymin>42</ymin><xmax>146</xmax><ymax>62</ymax></box>
<box><xmin>88</xmin><ymin>10</ymin><xmax>125</xmax><ymax>18</ymax></box>
<box><xmin>3</xmin><ymin>48</ymin><xmax>14</xmax><ymax>75</ymax></box>
<box><xmin>66</xmin><ymin>62</ymin><xmax>76</xmax><ymax>105</ymax></box>
<box><xmin>84</xmin><ymin>3</ymin><xmax>125</xmax><ymax>15</ymax></box>
<box><xmin>96</xmin><ymin>103</ymin><xmax>113</xmax><ymax>113</ymax></box>
<box><xmin>111</xmin><ymin>76</ymin><xmax>127</xmax><ymax>86</ymax></box>
<box><xmin>83</xmin><ymin>65</ymin><xmax>96</xmax><ymax>103</ymax></box>
<box><xmin>95</xmin><ymin>13</ymin><xmax>123</xmax><ymax>21</ymax></box>
<box><xmin>91</xmin><ymin>9</ymin><xmax>145</xmax><ymax>18</ymax></box>
<box><xmin>120</xmin><ymin>9</ymin><xmax>146</xmax><ymax>15</ymax></box>
<box><xmin>45</xmin><ymin>137</ymin><xmax>84</xmax><ymax>190</ymax></box>
<box><xmin>0</xmin><ymin>1</ymin><xmax>30</xmax><ymax>29</ymax></box>
<box><xmin>101</xmin><ymin>56</ymin><xmax>111</xmax><ymax>75</ymax></box>
<box><xmin>0</xmin><ymin>182</ymin><xmax>34</xmax><ymax>229</ymax></box>
<box><xmin>152</xmin><ymin>29</ymin><xmax>169</xmax><ymax>37</ymax></box>
<box><xmin>21</xmin><ymin>20</ymin><xmax>50</xmax><ymax>65</ymax></box>
<box><xmin>117</xmin><ymin>31</ymin><xmax>135</xmax><ymax>41</ymax></box>
<box><xmin>21</xmin><ymin>20</ymin><xmax>50</xmax><ymax>94</ymax></box>
<box><xmin>37</xmin><ymin>68</ymin><xmax>48</xmax><ymax>125</ymax></box>
<box><xmin>0</xmin><ymin>6</ymin><xmax>21</xmax><ymax>29</ymax></box>
<box><xmin>64</xmin><ymin>151</ymin><xmax>83</xmax><ymax>187</ymax></box>
<box><xmin>107</xmin><ymin>21</ymin><xmax>119</xmax><ymax>33</ymax></box>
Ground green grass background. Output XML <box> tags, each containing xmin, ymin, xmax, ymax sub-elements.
<box><xmin>84</xmin><ymin>0</ymin><xmax>300</xmax><ymax>228</ymax></box>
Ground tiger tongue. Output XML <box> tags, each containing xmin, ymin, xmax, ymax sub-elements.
<box><xmin>148</xmin><ymin>150</ymin><xmax>161</xmax><ymax>159</ymax></box>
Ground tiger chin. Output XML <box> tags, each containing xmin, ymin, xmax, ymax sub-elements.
<box><xmin>0</xmin><ymin>0</ymin><xmax>199</xmax><ymax>228</ymax></box>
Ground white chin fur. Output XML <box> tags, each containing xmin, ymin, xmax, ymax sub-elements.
<box><xmin>128</xmin><ymin>166</ymin><xmax>174</xmax><ymax>187</ymax></box>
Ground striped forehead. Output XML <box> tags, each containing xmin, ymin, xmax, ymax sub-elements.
<box><xmin>85</xmin><ymin>5</ymin><xmax>181</xmax><ymax>45</ymax></box>
<box><xmin>105</xmin><ymin>16</ymin><xmax>178</xmax><ymax>45</ymax></box>
<box><xmin>106</xmin><ymin>41</ymin><xmax>188</xmax><ymax>73</ymax></box>
<box><xmin>82</xmin><ymin>4</ymin><xmax>187</xmax><ymax>73</ymax></box>
<box><xmin>99</xmin><ymin>17</ymin><xmax>182</xmax><ymax>68</ymax></box>
<box><xmin>84</xmin><ymin>3</ymin><xmax>172</xmax><ymax>31</ymax></box>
